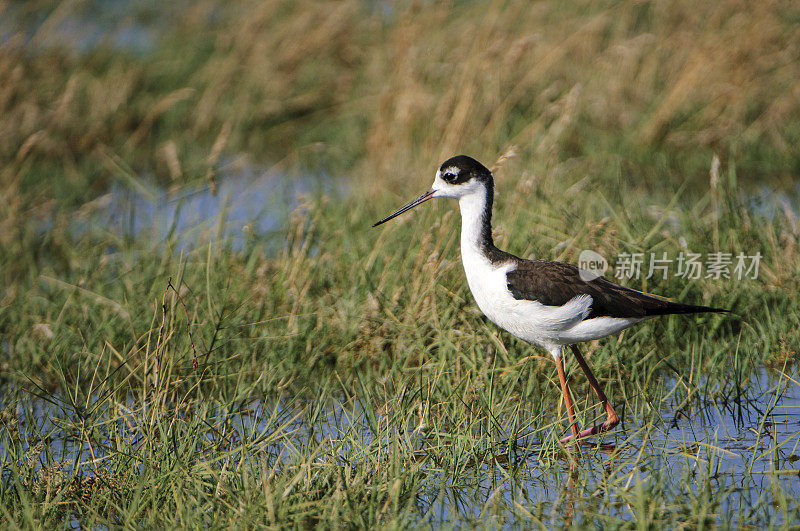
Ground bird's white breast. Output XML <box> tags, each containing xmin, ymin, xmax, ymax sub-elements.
<box><xmin>460</xmin><ymin>248</ymin><xmax>517</xmax><ymax>326</ymax></box>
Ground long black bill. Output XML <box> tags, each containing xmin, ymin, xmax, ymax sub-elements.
<box><xmin>372</xmin><ymin>189</ymin><xmax>436</xmax><ymax>227</ymax></box>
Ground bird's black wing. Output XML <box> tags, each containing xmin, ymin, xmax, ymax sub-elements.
<box><xmin>505</xmin><ymin>259</ymin><xmax>727</xmax><ymax>319</ymax></box>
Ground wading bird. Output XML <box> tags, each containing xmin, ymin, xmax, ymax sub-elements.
<box><xmin>372</xmin><ymin>155</ymin><xmax>727</xmax><ymax>443</ymax></box>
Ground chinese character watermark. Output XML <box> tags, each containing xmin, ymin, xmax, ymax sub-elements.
<box><xmin>578</xmin><ymin>250</ymin><xmax>761</xmax><ymax>281</ymax></box>
<box><xmin>614</xmin><ymin>252</ymin><xmax>644</xmax><ymax>280</ymax></box>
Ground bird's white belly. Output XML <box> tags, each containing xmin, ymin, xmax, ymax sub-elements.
<box><xmin>460</xmin><ymin>249</ymin><xmax>643</xmax><ymax>352</ymax></box>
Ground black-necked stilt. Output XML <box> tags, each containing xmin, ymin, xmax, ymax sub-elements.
<box><xmin>373</xmin><ymin>155</ymin><xmax>727</xmax><ymax>443</ymax></box>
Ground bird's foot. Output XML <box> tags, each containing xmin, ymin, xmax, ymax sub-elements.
<box><xmin>559</xmin><ymin>412</ymin><xmax>619</xmax><ymax>444</ymax></box>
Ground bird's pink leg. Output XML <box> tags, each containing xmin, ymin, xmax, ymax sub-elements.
<box><xmin>559</xmin><ymin>344</ymin><xmax>620</xmax><ymax>443</ymax></box>
<box><xmin>555</xmin><ymin>355</ymin><xmax>580</xmax><ymax>443</ymax></box>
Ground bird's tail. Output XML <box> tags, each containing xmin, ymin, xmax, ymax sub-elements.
<box><xmin>645</xmin><ymin>301</ymin><xmax>729</xmax><ymax>316</ymax></box>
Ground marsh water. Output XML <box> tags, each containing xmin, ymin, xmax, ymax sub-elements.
<box><xmin>64</xmin><ymin>160</ymin><xmax>346</xmax><ymax>252</ymax></box>
<box><xmin>5</xmin><ymin>366</ymin><xmax>799</xmax><ymax>525</ymax></box>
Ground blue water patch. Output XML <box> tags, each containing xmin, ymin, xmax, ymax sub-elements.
<box><xmin>0</xmin><ymin>0</ymin><xmax>185</xmax><ymax>53</ymax></box>
<box><xmin>70</xmin><ymin>160</ymin><xmax>346</xmax><ymax>252</ymax></box>
<box><xmin>2</xmin><ymin>366</ymin><xmax>798</xmax><ymax>526</ymax></box>
<box><xmin>747</xmin><ymin>182</ymin><xmax>800</xmax><ymax>225</ymax></box>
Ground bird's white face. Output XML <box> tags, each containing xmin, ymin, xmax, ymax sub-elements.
<box><xmin>371</xmin><ymin>155</ymin><xmax>492</xmax><ymax>228</ymax></box>
<box><xmin>431</xmin><ymin>166</ymin><xmax>484</xmax><ymax>200</ymax></box>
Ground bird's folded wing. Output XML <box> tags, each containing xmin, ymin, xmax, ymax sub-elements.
<box><xmin>506</xmin><ymin>260</ymin><xmax>724</xmax><ymax>319</ymax></box>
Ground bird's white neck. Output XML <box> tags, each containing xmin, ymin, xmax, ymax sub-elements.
<box><xmin>458</xmin><ymin>186</ymin><xmax>494</xmax><ymax>258</ymax></box>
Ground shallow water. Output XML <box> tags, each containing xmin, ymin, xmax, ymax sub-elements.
<box><xmin>67</xmin><ymin>160</ymin><xmax>345</xmax><ymax>251</ymax></box>
<box><xmin>4</xmin><ymin>366</ymin><xmax>797</xmax><ymax>525</ymax></box>
<box><xmin>0</xmin><ymin>0</ymin><xmax>171</xmax><ymax>53</ymax></box>
<box><xmin>483</xmin><ymin>367</ymin><xmax>800</xmax><ymax>524</ymax></box>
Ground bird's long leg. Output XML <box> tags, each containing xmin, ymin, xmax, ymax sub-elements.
<box><xmin>555</xmin><ymin>355</ymin><xmax>580</xmax><ymax>441</ymax></box>
<box><xmin>560</xmin><ymin>344</ymin><xmax>620</xmax><ymax>443</ymax></box>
